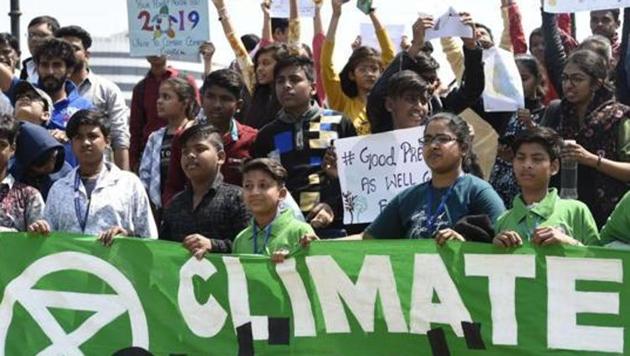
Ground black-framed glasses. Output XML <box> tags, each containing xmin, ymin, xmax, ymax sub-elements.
<box><xmin>560</xmin><ymin>73</ymin><xmax>588</xmax><ymax>86</ymax></box>
<box><xmin>419</xmin><ymin>134</ymin><xmax>457</xmax><ymax>146</ymax></box>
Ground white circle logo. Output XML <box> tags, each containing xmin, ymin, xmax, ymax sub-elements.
<box><xmin>0</xmin><ymin>252</ymin><xmax>149</xmax><ymax>355</ymax></box>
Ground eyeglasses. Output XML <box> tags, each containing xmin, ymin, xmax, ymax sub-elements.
<box><xmin>560</xmin><ymin>74</ymin><xmax>588</xmax><ymax>86</ymax></box>
<box><xmin>419</xmin><ymin>134</ymin><xmax>457</xmax><ymax>146</ymax></box>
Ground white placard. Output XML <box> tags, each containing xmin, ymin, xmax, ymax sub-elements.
<box><xmin>335</xmin><ymin>127</ymin><xmax>431</xmax><ymax>225</ymax></box>
<box><xmin>424</xmin><ymin>7</ymin><xmax>473</xmax><ymax>41</ymax></box>
<box><xmin>127</xmin><ymin>0</ymin><xmax>209</xmax><ymax>58</ymax></box>
<box><xmin>482</xmin><ymin>47</ymin><xmax>525</xmax><ymax>112</ymax></box>
<box><xmin>270</xmin><ymin>0</ymin><xmax>315</xmax><ymax>18</ymax></box>
<box><xmin>543</xmin><ymin>0</ymin><xmax>630</xmax><ymax>14</ymax></box>
<box><xmin>359</xmin><ymin>23</ymin><xmax>406</xmax><ymax>52</ymax></box>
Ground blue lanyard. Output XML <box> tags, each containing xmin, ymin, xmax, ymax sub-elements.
<box><xmin>252</xmin><ymin>222</ymin><xmax>273</xmax><ymax>254</ymax></box>
<box><xmin>73</xmin><ymin>172</ymin><xmax>92</xmax><ymax>233</ymax></box>
<box><xmin>423</xmin><ymin>176</ymin><xmax>463</xmax><ymax>236</ymax></box>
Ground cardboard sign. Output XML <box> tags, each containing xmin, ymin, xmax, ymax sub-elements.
<box><xmin>424</xmin><ymin>7</ymin><xmax>473</xmax><ymax>41</ymax></box>
<box><xmin>482</xmin><ymin>47</ymin><xmax>525</xmax><ymax>112</ymax></box>
<box><xmin>127</xmin><ymin>0</ymin><xmax>209</xmax><ymax>58</ymax></box>
<box><xmin>543</xmin><ymin>0</ymin><xmax>630</xmax><ymax>13</ymax></box>
<box><xmin>335</xmin><ymin>127</ymin><xmax>430</xmax><ymax>224</ymax></box>
<box><xmin>270</xmin><ymin>0</ymin><xmax>316</xmax><ymax>18</ymax></box>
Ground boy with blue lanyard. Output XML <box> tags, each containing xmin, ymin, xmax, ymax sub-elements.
<box><xmin>493</xmin><ymin>127</ymin><xmax>599</xmax><ymax>247</ymax></box>
<box><xmin>232</xmin><ymin>158</ymin><xmax>317</xmax><ymax>263</ymax></box>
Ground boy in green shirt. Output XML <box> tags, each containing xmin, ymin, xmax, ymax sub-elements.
<box><xmin>493</xmin><ymin>127</ymin><xmax>599</xmax><ymax>247</ymax></box>
<box><xmin>233</xmin><ymin>158</ymin><xmax>317</xmax><ymax>262</ymax></box>
<box><xmin>600</xmin><ymin>191</ymin><xmax>630</xmax><ymax>247</ymax></box>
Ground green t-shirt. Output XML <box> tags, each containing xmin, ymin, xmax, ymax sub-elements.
<box><xmin>600</xmin><ymin>191</ymin><xmax>630</xmax><ymax>246</ymax></box>
<box><xmin>495</xmin><ymin>188</ymin><xmax>600</xmax><ymax>245</ymax></box>
<box><xmin>232</xmin><ymin>209</ymin><xmax>314</xmax><ymax>255</ymax></box>
<box><xmin>366</xmin><ymin>174</ymin><xmax>505</xmax><ymax>239</ymax></box>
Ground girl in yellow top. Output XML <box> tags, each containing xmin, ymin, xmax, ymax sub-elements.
<box><xmin>322</xmin><ymin>0</ymin><xmax>395</xmax><ymax>135</ymax></box>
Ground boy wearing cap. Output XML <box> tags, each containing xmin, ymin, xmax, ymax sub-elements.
<box><xmin>13</xmin><ymin>80</ymin><xmax>53</xmax><ymax>125</ymax></box>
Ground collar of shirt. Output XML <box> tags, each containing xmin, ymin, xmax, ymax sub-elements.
<box><xmin>511</xmin><ymin>188</ymin><xmax>558</xmax><ymax>223</ymax></box>
<box><xmin>277</xmin><ymin>100</ymin><xmax>321</xmax><ymax>124</ymax></box>
<box><xmin>183</xmin><ymin>172</ymin><xmax>225</xmax><ymax>199</ymax></box>
<box><xmin>76</xmin><ymin>70</ymin><xmax>95</xmax><ymax>93</ymax></box>
<box><xmin>245</xmin><ymin>208</ymin><xmax>292</xmax><ymax>242</ymax></box>
<box><xmin>73</xmin><ymin>162</ymin><xmax>117</xmax><ymax>196</ymax></box>
<box><xmin>0</xmin><ymin>173</ymin><xmax>15</xmax><ymax>190</ymax></box>
<box><xmin>146</xmin><ymin>66</ymin><xmax>178</xmax><ymax>80</ymax></box>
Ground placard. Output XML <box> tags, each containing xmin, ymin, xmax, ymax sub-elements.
<box><xmin>270</xmin><ymin>0</ymin><xmax>316</xmax><ymax>18</ymax></box>
<box><xmin>127</xmin><ymin>0</ymin><xmax>209</xmax><ymax>58</ymax></box>
<box><xmin>335</xmin><ymin>127</ymin><xmax>430</xmax><ymax>224</ymax></box>
<box><xmin>543</xmin><ymin>0</ymin><xmax>630</xmax><ymax>13</ymax></box>
<box><xmin>482</xmin><ymin>47</ymin><xmax>525</xmax><ymax>112</ymax></box>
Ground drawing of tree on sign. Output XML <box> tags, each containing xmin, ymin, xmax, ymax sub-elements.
<box><xmin>343</xmin><ymin>191</ymin><xmax>368</xmax><ymax>224</ymax></box>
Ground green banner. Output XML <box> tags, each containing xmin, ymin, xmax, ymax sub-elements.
<box><xmin>0</xmin><ymin>232</ymin><xmax>629</xmax><ymax>355</ymax></box>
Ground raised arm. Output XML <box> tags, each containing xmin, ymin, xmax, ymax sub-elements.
<box><xmin>502</xmin><ymin>0</ymin><xmax>527</xmax><ymax>54</ymax></box>
<box><xmin>212</xmin><ymin>0</ymin><xmax>255</xmax><ymax>93</ymax></box>
<box><xmin>313</xmin><ymin>0</ymin><xmax>327</xmax><ymax>103</ymax></box>
<box><xmin>0</xmin><ymin>62</ymin><xmax>14</xmax><ymax>93</ymax></box>
<box><xmin>261</xmin><ymin>0</ymin><xmax>273</xmax><ymax>44</ymax></box>
<box><xmin>288</xmin><ymin>0</ymin><xmax>301</xmax><ymax>48</ymax></box>
<box><xmin>321</xmin><ymin>0</ymin><xmax>347</xmax><ymax>109</ymax></box>
<box><xmin>368</xmin><ymin>8</ymin><xmax>396</xmax><ymax>67</ymax></box>
<box><xmin>541</xmin><ymin>6</ymin><xmax>567</xmax><ymax>97</ymax></box>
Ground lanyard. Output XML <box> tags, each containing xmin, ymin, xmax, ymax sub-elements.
<box><xmin>74</xmin><ymin>172</ymin><xmax>92</xmax><ymax>233</ymax></box>
<box><xmin>252</xmin><ymin>222</ymin><xmax>273</xmax><ymax>254</ymax></box>
<box><xmin>423</xmin><ymin>176</ymin><xmax>463</xmax><ymax>236</ymax></box>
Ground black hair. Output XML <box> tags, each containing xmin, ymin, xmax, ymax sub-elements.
<box><xmin>514</xmin><ymin>54</ymin><xmax>547</xmax><ymax>99</ymax></box>
<box><xmin>412</xmin><ymin>51</ymin><xmax>440</xmax><ymax>78</ymax></box>
<box><xmin>578</xmin><ymin>35</ymin><xmax>612</xmax><ymax>62</ymax></box>
<box><xmin>66</xmin><ymin>110</ymin><xmax>111</xmax><ymax>139</ymax></box>
<box><xmin>591</xmin><ymin>9</ymin><xmax>621</xmax><ymax>24</ymax></box>
<box><xmin>511</xmin><ymin>126</ymin><xmax>562</xmax><ymax>162</ymax></box>
<box><xmin>0</xmin><ymin>114</ymin><xmax>19</xmax><ymax>144</ymax></box>
<box><xmin>179</xmin><ymin>124</ymin><xmax>224</xmax><ymax>152</ymax></box>
<box><xmin>33</xmin><ymin>37</ymin><xmax>77</xmax><ymax>70</ymax></box>
<box><xmin>386</xmin><ymin>70</ymin><xmax>430</xmax><ymax>99</ymax></box>
<box><xmin>0</xmin><ymin>33</ymin><xmax>20</xmax><ymax>54</ymax></box>
<box><xmin>253</xmin><ymin>43</ymin><xmax>290</xmax><ymax>78</ymax></box>
<box><xmin>339</xmin><ymin>46</ymin><xmax>382</xmax><ymax>98</ymax></box>
<box><xmin>271</xmin><ymin>17</ymin><xmax>289</xmax><ymax>35</ymax></box>
<box><xmin>242</xmin><ymin>158</ymin><xmax>287</xmax><ymax>186</ymax></box>
<box><xmin>565</xmin><ymin>49</ymin><xmax>613</xmax><ymax>92</ymax></box>
<box><xmin>474</xmin><ymin>22</ymin><xmax>494</xmax><ymax>42</ymax></box>
<box><xmin>426</xmin><ymin>112</ymin><xmax>483</xmax><ymax>178</ymax></box>
<box><xmin>55</xmin><ymin>25</ymin><xmax>93</xmax><ymax>50</ymax></box>
<box><xmin>28</xmin><ymin>16</ymin><xmax>60</xmax><ymax>33</ymax></box>
<box><xmin>273</xmin><ymin>55</ymin><xmax>315</xmax><ymax>84</ymax></box>
<box><xmin>241</xmin><ymin>33</ymin><xmax>261</xmax><ymax>53</ymax></box>
<box><xmin>161</xmin><ymin>76</ymin><xmax>200</xmax><ymax>119</ymax></box>
<box><xmin>201</xmin><ymin>69</ymin><xmax>245</xmax><ymax>100</ymax></box>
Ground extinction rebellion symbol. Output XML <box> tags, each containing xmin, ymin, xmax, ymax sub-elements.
<box><xmin>0</xmin><ymin>252</ymin><xmax>149</xmax><ymax>355</ymax></box>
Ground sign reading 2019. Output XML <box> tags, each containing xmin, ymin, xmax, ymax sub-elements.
<box><xmin>127</xmin><ymin>0</ymin><xmax>209</xmax><ymax>58</ymax></box>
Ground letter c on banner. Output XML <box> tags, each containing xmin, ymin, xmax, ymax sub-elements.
<box><xmin>178</xmin><ymin>257</ymin><xmax>228</xmax><ymax>337</ymax></box>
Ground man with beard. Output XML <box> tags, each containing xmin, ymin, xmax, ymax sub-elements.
<box><xmin>0</xmin><ymin>38</ymin><xmax>93</xmax><ymax>166</ymax></box>
<box><xmin>55</xmin><ymin>25</ymin><xmax>130</xmax><ymax>170</ymax></box>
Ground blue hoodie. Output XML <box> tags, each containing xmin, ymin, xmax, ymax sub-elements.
<box><xmin>10</xmin><ymin>122</ymin><xmax>72</xmax><ymax>200</ymax></box>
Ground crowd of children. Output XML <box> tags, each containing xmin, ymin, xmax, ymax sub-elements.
<box><xmin>1</xmin><ymin>0</ymin><xmax>630</xmax><ymax>265</ymax></box>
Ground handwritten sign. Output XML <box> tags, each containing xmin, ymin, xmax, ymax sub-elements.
<box><xmin>335</xmin><ymin>127</ymin><xmax>430</xmax><ymax>225</ymax></box>
<box><xmin>270</xmin><ymin>0</ymin><xmax>316</xmax><ymax>18</ymax></box>
<box><xmin>544</xmin><ymin>0</ymin><xmax>630</xmax><ymax>13</ymax></box>
<box><xmin>482</xmin><ymin>46</ymin><xmax>525</xmax><ymax>112</ymax></box>
<box><xmin>424</xmin><ymin>7</ymin><xmax>473</xmax><ymax>41</ymax></box>
<box><xmin>127</xmin><ymin>0</ymin><xmax>209</xmax><ymax>58</ymax></box>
